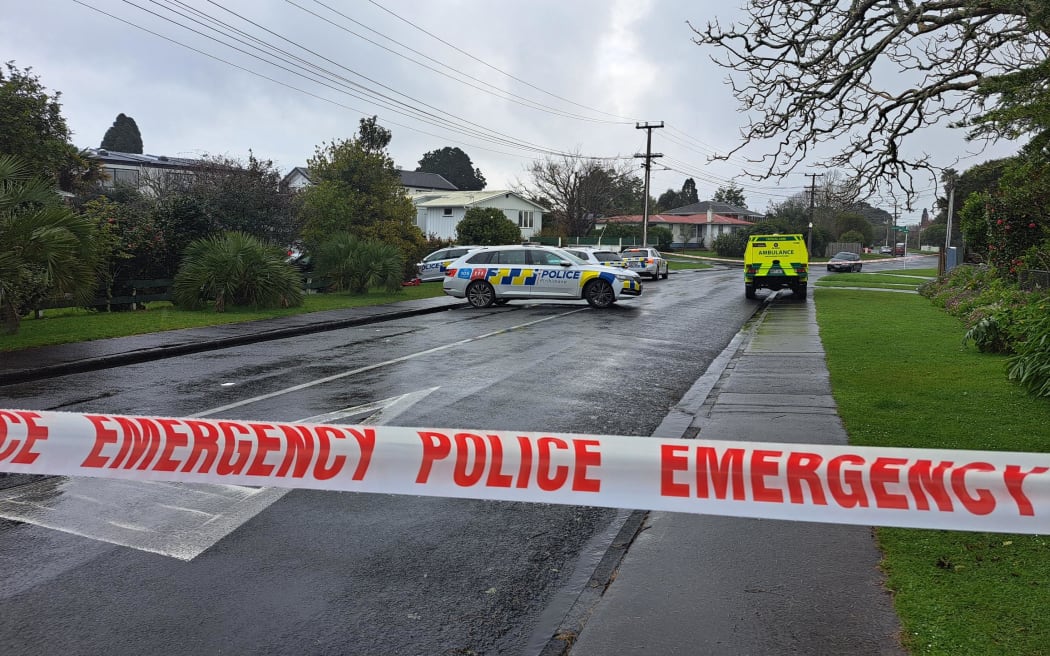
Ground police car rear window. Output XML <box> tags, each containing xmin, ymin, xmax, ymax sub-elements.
<box><xmin>622</xmin><ymin>250</ymin><xmax>647</xmax><ymax>256</ymax></box>
<box><xmin>594</xmin><ymin>252</ymin><xmax>621</xmax><ymax>262</ymax></box>
<box><xmin>466</xmin><ymin>251</ymin><xmax>496</xmax><ymax>264</ymax></box>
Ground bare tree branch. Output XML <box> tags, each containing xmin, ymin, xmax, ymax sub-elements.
<box><xmin>690</xmin><ymin>0</ymin><xmax>1050</xmax><ymax>201</ymax></box>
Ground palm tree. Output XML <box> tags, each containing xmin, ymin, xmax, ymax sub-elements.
<box><xmin>0</xmin><ymin>154</ymin><xmax>97</xmax><ymax>334</ymax></box>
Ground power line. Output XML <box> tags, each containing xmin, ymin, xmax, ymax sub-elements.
<box><xmin>365</xmin><ymin>0</ymin><xmax>641</xmax><ymax>123</ymax></box>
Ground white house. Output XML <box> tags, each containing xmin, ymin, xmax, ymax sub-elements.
<box><xmin>409</xmin><ymin>190</ymin><xmax>546</xmax><ymax>241</ymax></box>
<box><xmin>88</xmin><ymin>148</ymin><xmax>200</xmax><ymax>192</ymax></box>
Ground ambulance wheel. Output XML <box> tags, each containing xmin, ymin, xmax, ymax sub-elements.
<box><xmin>745</xmin><ymin>284</ymin><xmax>756</xmax><ymax>300</ymax></box>
<box><xmin>794</xmin><ymin>284</ymin><xmax>807</xmax><ymax>301</ymax></box>
<box><xmin>584</xmin><ymin>280</ymin><xmax>615</xmax><ymax>308</ymax></box>
<box><xmin>466</xmin><ymin>281</ymin><xmax>495</xmax><ymax>308</ymax></box>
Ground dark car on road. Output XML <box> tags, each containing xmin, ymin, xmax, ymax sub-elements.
<box><xmin>827</xmin><ymin>251</ymin><xmax>862</xmax><ymax>272</ymax></box>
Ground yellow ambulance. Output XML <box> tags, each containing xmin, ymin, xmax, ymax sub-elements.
<box><xmin>743</xmin><ymin>234</ymin><xmax>809</xmax><ymax>301</ymax></box>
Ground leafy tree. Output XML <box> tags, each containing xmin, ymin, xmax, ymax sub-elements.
<box><xmin>298</xmin><ymin>117</ymin><xmax>425</xmax><ymax>280</ymax></box>
<box><xmin>839</xmin><ymin>229</ymin><xmax>866</xmax><ymax>246</ymax></box>
<box><xmin>456</xmin><ymin>207</ymin><xmax>520</xmax><ymax>245</ymax></box>
<box><xmin>656</xmin><ymin>178</ymin><xmax>700</xmax><ymax>211</ymax></box>
<box><xmin>100</xmin><ymin>113</ymin><xmax>143</xmax><ymax>153</ymax></box>
<box><xmin>0</xmin><ymin>62</ymin><xmax>100</xmax><ymax>192</ymax></box>
<box><xmin>173</xmin><ymin>231</ymin><xmax>304</xmax><ymax>312</ymax></box>
<box><xmin>519</xmin><ymin>153</ymin><xmax>639</xmax><ymax>236</ymax></box>
<box><xmin>80</xmin><ymin>196</ymin><xmax>167</xmax><ymax>300</ymax></box>
<box><xmin>959</xmin><ymin>192</ymin><xmax>992</xmax><ymax>259</ymax></box>
<box><xmin>713</xmin><ymin>183</ymin><xmax>746</xmax><ymax>208</ymax></box>
<box><xmin>712</xmin><ymin>231</ymin><xmax>749</xmax><ymax>257</ymax></box>
<box><xmin>0</xmin><ymin>154</ymin><xmax>97</xmax><ymax>333</ymax></box>
<box><xmin>921</xmin><ymin>224</ymin><xmax>947</xmax><ymax>248</ymax></box>
<box><xmin>416</xmin><ymin>146</ymin><xmax>486</xmax><ymax>191</ymax></box>
<box><xmin>832</xmin><ymin>213</ymin><xmax>874</xmax><ymax>245</ymax></box>
<box><xmin>182</xmin><ymin>152</ymin><xmax>297</xmax><ymax>246</ymax></box>
<box><xmin>691</xmin><ymin>2</ymin><xmax>1050</xmax><ymax>199</ymax></box>
<box><xmin>152</xmin><ymin>194</ymin><xmax>214</xmax><ymax>277</ymax></box>
<box><xmin>649</xmin><ymin>225</ymin><xmax>674</xmax><ymax>250</ymax></box>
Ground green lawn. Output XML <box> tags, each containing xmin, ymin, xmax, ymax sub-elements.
<box><xmin>667</xmin><ymin>260</ymin><xmax>712</xmax><ymax>271</ymax></box>
<box><xmin>816</xmin><ymin>288</ymin><xmax>1050</xmax><ymax>655</ymax></box>
<box><xmin>1</xmin><ymin>283</ymin><xmax>447</xmax><ymax>352</ymax></box>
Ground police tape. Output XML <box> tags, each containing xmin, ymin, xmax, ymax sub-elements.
<box><xmin>1</xmin><ymin>408</ymin><xmax>1048</xmax><ymax>534</ymax></box>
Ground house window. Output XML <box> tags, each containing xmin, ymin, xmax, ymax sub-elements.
<box><xmin>111</xmin><ymin>168</ymin><xmax>140</xmax><ymax>186</ymax></box>
<box><xmin>518</xmin><ymin>210</ymin><xmax>534</xmax><ymax>228</ymax></box>
<box><xmin>443</xmin><ymin>208</ymin><xmax>453</xmax><ymax>216</ymax></box>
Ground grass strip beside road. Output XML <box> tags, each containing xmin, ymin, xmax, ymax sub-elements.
<box><xmin>1</xmin><ymin>284</ymin><xmax>447</xmax><ymax>352</ymax></box>
<box><xmin>815</xmin><ymin>289</ymin><xmax>1050</xmax><ymax>655</ymax></box>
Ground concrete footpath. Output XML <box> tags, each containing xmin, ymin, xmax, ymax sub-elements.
<box><xmin>567</xmin><ymin>299</ymin><xmax>904</xmax><ymax>655</ymax></box>
<box><xmin>0</xmin><ymin>294</ymin><xmax>905</xmax><ymax>654</ymax></box>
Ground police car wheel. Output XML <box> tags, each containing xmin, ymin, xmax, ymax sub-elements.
<box><xmin>584</xmin><ymin>280</ymin><xmax>614</xmax><ymax>308</ymax></box>
<box><xmin>466</xmin><ymin>281</ymin><xmax>495</xmax><ymax>308</ymax></box>
<box><xmin>662</xmin><ymin>267</ymin><xmax>669</xmax><ymax>279</ymax></box>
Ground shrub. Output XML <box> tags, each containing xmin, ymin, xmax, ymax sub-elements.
<box><xmin>173</xmin><ymin>231</ymin><xmax>304</xmax><ymax>312</ymax></box>
<box><xmin>314</xmin><ymin>231</ymin><xmax>404</xmax><ymax>294</ymax></box>
<box><xmin>1008</xmin><ymin>298</ymin><xmax>1050</xmax><ymax>397</ymax></box>
<box><xmin>456</xmin><ymin>207</ymin><xmax>521</xmax><ymax>245</ymax></box>
<box><xmin>712</xmin><ymin>230</ymin><xmax>749</xmax><ymax>257</ymax></box>
<box><xmin>649</xmin><ymin>225</ymin><xmax>673</xmax><ymax>250</ymax></box>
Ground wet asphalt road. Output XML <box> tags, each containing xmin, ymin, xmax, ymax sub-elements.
<box><xmin>0</xmin><ymin>267</ymin><xmax>756</xmax><ymax>655</ymax></box>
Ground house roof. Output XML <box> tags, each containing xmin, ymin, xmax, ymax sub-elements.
<box><xmin>664</xmin><ymin>200</ymin><xmax>763</xmax><ymax>218</ymax></box>
<box><xmin>87</xmin><ymin>148</ymin><xmax>201</xmax><ymax>169</ymax></box>
<box><xmin>599</xmin><ymin>213</ymin><xmax>754</xmax><ymax>226</ymax></box>
<box><xmin>286</xmin><ymin>166</ymin><xmax>312</xmax><ymax>182</ymax></box>
<box><xmin>410</xmin><ymin>190</ymin><xmax>546</xmax><ymax>211</ymax></box>
<box><xmin>399</xmin><ymin>170</ymin><xmax>457</xmax><ymax>191</ymax></box>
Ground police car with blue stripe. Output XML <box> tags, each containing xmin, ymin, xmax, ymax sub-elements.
<box><xmin>416</xmin><ymin>245</ymin><xmax>483</xmax><ymax>282</ymax></box>
<box><xmin>443</xmin><ymin>245</ymin><xmax>643</xmax><ymax>308</ymax></box>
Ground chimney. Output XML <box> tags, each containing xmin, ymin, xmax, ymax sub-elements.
<box><xmin>707</xmin><ymin>208</ymin><xmax>713</xmax><ymax>223</ymax></box>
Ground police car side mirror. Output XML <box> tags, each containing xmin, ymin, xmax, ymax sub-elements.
<box><xmin>559</xmin><ymin>260</ymin><xmax>572</xmax><ymax>267</ymax></box>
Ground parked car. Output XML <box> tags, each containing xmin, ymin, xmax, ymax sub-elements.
<box><xmin>878</xmin><ymin>245</ymin><xmax>892</xmax><ymax>255</ymax></box>
<box><xmin>827</xmin><ymin>251</ymin><xmax>862</xmax><ymax>272</ymax></box>
<box><xmin>894</xmin><ymin>243</ymin><xmax>906</xmax><ymax>256</ymax></box>
<box><xmin>442</xmin><ymin>244</ymin><xmax>642</xmax><ymax>308</ymax></box>
<box><xmin>620</xmin><ymin>247</ymin><xmax>669</xmax><ymax>280</ymax></box>
<box><xmin>416</xmin><ymin>245</ymin><xmax>482</xmax><ymax>282</ymax></box>
<box><xmin>562</xmin><ymin>247</ymin><xmax>625</xmax><ymax>268</ymax></box>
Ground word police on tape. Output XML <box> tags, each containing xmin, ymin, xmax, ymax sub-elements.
<box><xmin>1</xmin><ymin>409</ymin><xmax>1048</xmax><ymax>534</ymax></box>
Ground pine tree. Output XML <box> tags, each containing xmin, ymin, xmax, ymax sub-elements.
<box><xmin>100</xmin><ymin>113</ymin><xmax>143</xmax><ymax>153</ymax></box>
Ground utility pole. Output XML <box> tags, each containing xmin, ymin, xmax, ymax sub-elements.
<box><xmin>806</xmin><ymin>173</ymin><xmax>818</xmax><ymax>254</ymax></box>
<box><xmin>635</xmin><ymin>122</ymin><xmax>664</xmax><ymax>247</ymax></box>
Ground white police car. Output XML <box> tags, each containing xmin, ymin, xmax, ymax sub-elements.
<box><xmin>416</xmin><ymin>245</ymin><xmax>482</xmax><ymax>282</ymax></box>
<box><xmin>443</xmin><ymin>245</ymin><xmax>642</xmax><ymax>308</ymax></box>
<box><xmin>562</xmin><ymin>247</ymin><xmax>626</xmax><ymax>268</ymax></box>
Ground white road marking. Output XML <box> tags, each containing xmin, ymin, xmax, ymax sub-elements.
<box><xmin>193</xmin><ymin>308</ymin><xmax>586</xmax><ymax>417</ymax></box>
<box><xmin>0</xmin><ymin>388</ymin><xmax>442</xmax><ymax>560</ymax></box>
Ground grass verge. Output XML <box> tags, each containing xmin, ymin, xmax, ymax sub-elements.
<box><xmin>815</xmin><ymin>288</ymin><xmax>1050</xmax><ymax>655</ymax></box>
<box><xmin>668</xmin><ymin>260</ymin><xmax>712</xmax><ymax>271</ymax></box>
<box><xmin>1</xmin><ymin>283</ymin><xmax>447</xmax><ymax>352</ymax></box>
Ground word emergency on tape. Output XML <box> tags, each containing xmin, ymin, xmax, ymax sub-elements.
<box><xmin>1</xmin><ymin>409</ymin><xmax>1048</xmax><ymax>534</ymax></box>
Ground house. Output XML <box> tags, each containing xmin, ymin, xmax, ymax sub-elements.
<box><xmin>597</xmin><ymin>209</ymin><xmax>755</xmax><ymax>249</ymax></box>
<box><xmin>664</xmin><ymin>200</ymin><xmax>764</xmax><ymax>222</ymax></box>
<box><xmin>280</xmin><ymin>168</ymin><xmax>458</xmax><ymax>194</ymax></box>
<box><xmin>409</xmin><ymin>190</ymin><xmax>545</xmax><ymax>241</ymax></box>
<box><xmin>88</xmin><ymin>148</ymin><xmax>200</xmax><ymax>191</ymax></box>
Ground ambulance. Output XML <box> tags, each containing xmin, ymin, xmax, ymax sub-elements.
<box><xmin>743</xmin><ymin>234</ymin><xmax>809</xmax><ymax>301</ymax></box>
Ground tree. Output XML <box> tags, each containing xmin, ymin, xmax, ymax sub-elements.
<box><xmin>100</xmin><ymin>113</ymin><xmax>143</xmax><ymax>153</ymax></box>
<box><xmin>656</xmin><ymin>178</ymin><xmax>700</xmax><ymax>211</ymax></box>
<box><xmin>456</xmin><ymin>207</ymin><xmax>520</xmax><ymax>245</ymax></box>
<box><xmin>519</xmin><ymin>153</ymin><xmax>640</xmax><ymax>237</ymax></box>
<box><xmin>0</xmin><ymin>62</ymin><xmax>92</xmax><ymax>191</ymax></box>
<box><xmin>298</xmin><ymin>117</ymin><xmax>425</xmax><ymax>279</ymax></box>
<box><xmin>181</xmin><ymin>152</ymin><xmax>297</xmax><ymax>247</ymax></box>
<box><xmin>832</xmin><ymin>213</ymin><xmax>874</xmax><ymax>245</ymax></box>
<box><xmin>0</xmin><ymin>155</ymin><xmax>97</xmax><ymax>333</ymax></box>
<box><xmin>417</xmin><ymin>146</ymin><xmax>486</xmax><ymax>191</ymax></box>
<box><xmin>691</xmin><ymin>2</ymin><xmax>1050</xmax><ymax>199</ymax></box>
<box><xmin>713</xmin><ymin>183</ymin><xmax>746</xmax><ymax>208</ymax></box>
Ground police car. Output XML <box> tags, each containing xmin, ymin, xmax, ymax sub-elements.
<box><xmin>442</xmin><ymin>245</ymin><xmax>643</xmax><ymax>308</ymax></box>
<box><xmin>416</xmin><ymin>245</ymin><xmax>482</xmax><ymax>282</ymax></box>
<box><xmin>620</xmin><ymin>247</ymin><xmax>669</xmax><ymax>280</ymax></box>
<box><xmin>562</xmin><ymin>247</ymin><xmax>626</xmax><ymax>268</ymax></box>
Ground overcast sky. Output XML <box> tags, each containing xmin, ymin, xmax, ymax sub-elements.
<box><xmin>3</xmin><ymin>0</ymin><xmax>1023</xmax><ymax>224</ymax></box>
